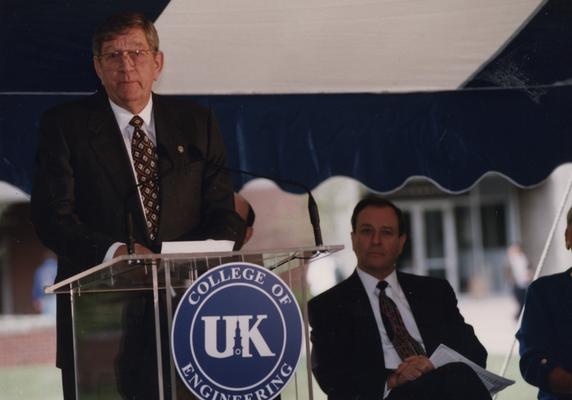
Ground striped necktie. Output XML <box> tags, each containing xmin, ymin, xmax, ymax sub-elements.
<box><xmin>129</xmin><ymin>115</ymin><xmax>160</xmax><ymax>240</ymax></box>
<box><xmin>377</xmin><ymin>280</ymin><xmax>425</xmax><ymax>360</ymax></box>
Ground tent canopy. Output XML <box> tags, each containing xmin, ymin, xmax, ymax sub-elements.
<box><xmin>1</xmin><ymin>0</ymin><xmax>571</xmax><ymax>195</ymax></box>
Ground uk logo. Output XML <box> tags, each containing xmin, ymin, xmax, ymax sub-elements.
<box><xmin>171</xmin><ymin>262</ymin><xmax>304</xmax><ymax>400</ymax></box>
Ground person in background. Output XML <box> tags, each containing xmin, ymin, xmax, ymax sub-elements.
<box><xmin>517</xmin><ymin>206</ymin><xmax>572</xmax><ymax>400</ymax></box>
<box><xmin>506</xmin><ymin>243</ymin><xmax>532</xmax><ymax>319</ymax></box>
<box><xmin>32</xmin><ymin>252</ymin><xmax>57</xmax><ymax>316</ymax></box>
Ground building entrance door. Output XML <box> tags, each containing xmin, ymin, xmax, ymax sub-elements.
<box><xmin>399</xmin><ymin>202</ymin><xmax>459</xmax><ymax>292</ymax></box>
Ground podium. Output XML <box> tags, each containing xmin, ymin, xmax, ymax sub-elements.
<box><xmin>46</xmin><ymin>245</ymin><xmax>343</xmax><ymax>400</ymax></box>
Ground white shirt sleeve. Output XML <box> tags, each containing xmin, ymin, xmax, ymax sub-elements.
<box><xmin>103</xmin><ymin>242</ymin><xmax>125</xmax><ymax>262</ymax></box>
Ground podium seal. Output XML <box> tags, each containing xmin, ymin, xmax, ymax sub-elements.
<box><xmin>172</xmin><ymin>262</ymin><xmax>304</xmax><ymax>400</ymax></box>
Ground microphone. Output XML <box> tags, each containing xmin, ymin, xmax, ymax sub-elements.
<box><xmin>126</xmin><ymin>212</ymin><xmax>135</xmax><ymax>255</ymax></box>
<box><xmin>185</xmin><ymin>145</ymin><xmax>324</xmax><ymax>247</ymax></box>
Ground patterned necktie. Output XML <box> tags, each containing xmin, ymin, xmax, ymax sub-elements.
<box><xmin>129</xmin><ymin>115</ymin><xmax>160</xmax><ymax>240</ymax></box>
<box><xmin>377</xmin><ymin>281</ymin><xmax>426</xmax><ymax>360</ymax></box>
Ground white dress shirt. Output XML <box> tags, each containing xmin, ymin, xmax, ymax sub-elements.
<box><xmin>357</xmin><ymin>268</ymin><xmax>427</xmax><ymax>399</ymax></box>
<box><xmin>356</xmin><ymin>267</ymin><xmax>426</xmax><ymax>369</ymax></box>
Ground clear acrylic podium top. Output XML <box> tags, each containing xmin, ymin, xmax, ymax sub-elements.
<box><xmin>46</xmin><ymin>245</ymin><xmax>343</xmax><ymax>295</ymax></box>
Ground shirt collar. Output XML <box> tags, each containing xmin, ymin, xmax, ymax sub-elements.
<box><xmin>356</xmin><ymin>267</ymin><xmax>402</xmax><ymax>298</ymax></box>
<box><xmin>108</xmin><ymin>97</ymin><xmax>154</xmax><ymax>132</ymax></box>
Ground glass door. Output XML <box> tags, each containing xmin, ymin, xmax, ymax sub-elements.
<box><xmin>398</xmin><ymin>202</ymin><xmax>459</xmax><ymax>292</ymax></box>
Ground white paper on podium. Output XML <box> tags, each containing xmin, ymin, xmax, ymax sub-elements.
<box><xmin>161</xmin><ymin>240</ymin><xmax>234</xmax><ymax>254</ymax></box>
<box><xmin>429</xmin><ymin>344</ymin><xmax>515</xmax><ymax>395</ymax></box>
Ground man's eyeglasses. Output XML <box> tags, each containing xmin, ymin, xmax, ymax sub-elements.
<box><xmin>97</xmin><ymin>49</ymin><xmax>155</xmax><ymax>65</ymax></box>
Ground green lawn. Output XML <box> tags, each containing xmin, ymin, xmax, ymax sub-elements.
<box><xmin>487</xmin><ymin>354</ymin><xmax>537</xmax><ymax>400</ymax></box>
<box><xmin>0</xmin><ymin>354</ymin><xmax>537</xmax><ymax>400</ymax></box>
<box><xmin>0</xmin><ymin>364</ymin><xmax>62</xmax><ymax>400</ymax></box>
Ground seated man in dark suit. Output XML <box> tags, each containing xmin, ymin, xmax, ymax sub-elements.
<box><xmin>308</xmin><ymin>196</ymin><xmax>491</xmax><ymax>400</ymax></box>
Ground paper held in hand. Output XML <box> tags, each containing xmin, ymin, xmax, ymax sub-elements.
<box><xmin>429</xmin><ymin>344</ymin><xmax>515</xmax><ymax>395</ymax></box>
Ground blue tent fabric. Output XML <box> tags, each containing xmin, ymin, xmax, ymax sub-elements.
<box><xmin>0</xmin><ymin>1</ymin><xmax>169</xmax><ymax>92</ymax></box>
<box><xmin>2</xmin><ymin>85</ymin><xmax>571</xmax><ymax>195</ymax></box>
<box><xmin>200</xmin><ymin>87</ymin><xmax>572</xmax><ymax>194</ymax></box>
<box><xmin>465</xmin><ymin>1</ymin><xmax>572</xmax><ymax>89</ymax></box>
<box><xmin>2</xmin><ymin>0</ymin><xmax>572</xmax><ymax>196</ymax></box>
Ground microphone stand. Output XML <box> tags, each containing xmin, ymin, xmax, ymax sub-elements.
<box><xmin>234</xmin><ymin>169</ymin><xmax>324</xmax><ymax>248</ymax></box>
<box><xmin>185</xmin><ymin>146</ymin><xmax>324</xmax><ymax>247</ymax></box>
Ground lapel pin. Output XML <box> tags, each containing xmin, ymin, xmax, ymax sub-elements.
<box><xmin>177</xmin><ymin>145</ymin><xmax>185</xmax><ymax>154</ymax></box>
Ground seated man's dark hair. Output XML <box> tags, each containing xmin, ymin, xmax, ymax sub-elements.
<box><xmin>351</xmin><ymin>195</ymin><xmax>406</xmax><ymax>235</ymax></box>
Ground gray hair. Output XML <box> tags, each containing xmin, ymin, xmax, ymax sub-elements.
<box><xmin>92</xmin><ymin>12</ymin><xmax>159</xmax><ymax>56</ymax></box>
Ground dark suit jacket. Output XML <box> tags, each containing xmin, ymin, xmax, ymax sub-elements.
<box><xmin>516</xmin><ymin>268</ymin><xmax>572</xmax><ymax>400</ymax></box>
<box><xmin>31</xmin><ymin>91</ymin><xmax>245</xmax><ymax>370</ymax></box>
<box><xmin>308</xmin><ymin>270</ymin><xmax>487</xmax><ymax>400</ymax></box>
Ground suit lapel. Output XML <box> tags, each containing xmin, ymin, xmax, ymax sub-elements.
<box><xmin>87</xmin><ymin>93</ymin><xmax>149</xmax><ymax>241</ymax></box>
<box><xmin>397</xmin><ymin>273</ymin><xmax>440</xmax><ymax>355</ymax></box>
<box><xmin>562</xmin><ymin>269</ymin><xmax>572</xmax><ymax>320</ymax></box>
<box><xmin>345</xmin><ymin>271</ymin><xmax>386</xmax><ymax>369</ymax></box>
<box><xmin>152</xmin><ymin>95</ymin><xmax>192</xmax><ymax>240</ymax></box>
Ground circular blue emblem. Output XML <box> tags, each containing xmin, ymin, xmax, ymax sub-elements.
<box><xmin>172</xmin><ymin>262</ymin><xmax>304</xmax><ymax>399</ymax></box>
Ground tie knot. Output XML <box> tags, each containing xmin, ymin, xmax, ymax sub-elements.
<box><xmin>377</xmin><ymin>281</ymin><xmax>388</xmax><ymax>291</ymax></box>
<box><xmin>129</xmin><ymin>115</ymin><xmax>144</xmax><ymax>128</ymax></box>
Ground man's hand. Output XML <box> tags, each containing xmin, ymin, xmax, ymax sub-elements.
<box><xmin>113</xmin><ymin>243</ymin><xmax>154</xmax><ymax>258</ymax></box>
<box><xmin>387</xmin><ymin>356</ymin><xmax>435</xmax><ymax>389</ymax></box>
<box><xmin>548</xmin><ymin>367</ymin><xmax>572</xmax><ymax>394</ymax></box>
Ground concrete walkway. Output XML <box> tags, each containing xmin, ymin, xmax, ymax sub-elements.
<box><xmin>458</xmin><ymin>294</ymin><xmax>520</xmax><ymax>356</ymax></box>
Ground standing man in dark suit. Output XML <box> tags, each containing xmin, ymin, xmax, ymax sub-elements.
<box><xmin>31</xmin><ymin>12</ymin><xmax>244</xmax><ymax>399</ymax></box>
<box><xmin>308</xmin><ymin>196</ymin><xmax>491</xmax><ymax>400</ymax></box>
